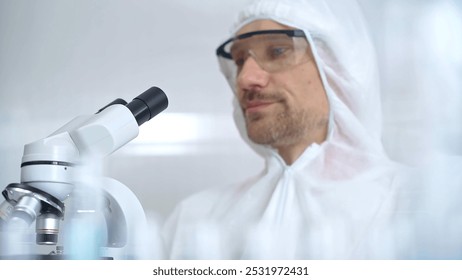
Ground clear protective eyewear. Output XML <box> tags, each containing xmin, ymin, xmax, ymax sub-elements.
<box><xmin>216</xmin><ymin>29</ymin><xmax>313</xmax><ymax>83</ymax></box>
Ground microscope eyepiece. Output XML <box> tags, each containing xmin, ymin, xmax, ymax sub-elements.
<box><xmin>126</xmin><ymin>87</ymin><xmax>168</xmax><ymax>126</ymax></box>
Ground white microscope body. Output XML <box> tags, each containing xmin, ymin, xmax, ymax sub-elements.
<box><xmin>0</xmin><ymin>87</ymin><xmax>168</xmax><ymax>259</ymax></box>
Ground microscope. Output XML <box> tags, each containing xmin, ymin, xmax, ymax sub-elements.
<box><xmin>0</xmin><ymin>87</ymin><xmax>168</xmax><ymax>259</ymax></box>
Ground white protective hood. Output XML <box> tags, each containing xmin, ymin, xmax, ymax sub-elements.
<box><xmin>162</xmin><ymin>0</ymin><xmax>412</xmax><ymax>259</ymax></box>
<box><xmin>229</xmin><ymin>0</ymin><xmax>386</xmax><ymax>160</ymax></box>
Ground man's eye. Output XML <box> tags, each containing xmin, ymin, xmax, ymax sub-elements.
<box><xmin>232</xmin><ymin>52</ymin><xmax>247</xmax><ymax>68</ymax></box>
<box><xmin>267</xmin><ymin>46</ymin><xmax>290</xmax><ymax>59</ymax></box>
<box><xmin>234</xmin><ymin>57</ymin><xmax>245</xmax><ymax>67</ymax></box>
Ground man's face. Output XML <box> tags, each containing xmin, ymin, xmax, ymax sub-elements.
<box><xmin>235</xmin><ymin>20</ymin><xmax>329</xmax><ymax>150</ymax></box>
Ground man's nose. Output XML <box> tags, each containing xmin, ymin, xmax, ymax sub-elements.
<box><xmin>236</xmin><ymin>56</ymin><xmax>269</xmax><ymax>92</ymax></box>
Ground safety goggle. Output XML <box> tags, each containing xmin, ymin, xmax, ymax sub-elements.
<box><xmin>216</xmin><ymin>29</ymin><xmax>313</xmax><ymax>84</ymax></box>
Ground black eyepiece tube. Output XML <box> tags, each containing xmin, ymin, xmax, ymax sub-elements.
<box><xmin>126</xmin><ymin>87</ymin><xmax>168</xmax><ymax>126</ymax></box>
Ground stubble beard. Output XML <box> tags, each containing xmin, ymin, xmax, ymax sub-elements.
<box><xmin>244</xmin><ymin>101</ymin><xmax>327</xmax><ymax>148</ymax></box>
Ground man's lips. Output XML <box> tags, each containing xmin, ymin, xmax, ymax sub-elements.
<box><xmin>244</xmin><ymin>100</ymin><xmax>275</xmax><ymax>114</ymax></box>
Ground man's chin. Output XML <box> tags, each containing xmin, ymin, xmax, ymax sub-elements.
<box><xmin>246</xmin><ymin>125</ymin><xmax>275</xmax><ymax>146</ymax></box>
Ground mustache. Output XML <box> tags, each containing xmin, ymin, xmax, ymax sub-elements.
<box><xmin>240</xmin><ymin>90</ymin><xmax>284</xmax><ymax>104</ymax></box>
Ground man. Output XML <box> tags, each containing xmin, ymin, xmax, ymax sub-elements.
<box><xmin>162</xmin><ymin>0</ymin><xmax>410</xmax><ymax>259</ymax></box>
<box><xmin>224</xmin><ymin>20</ymin><xmax>330</xmax><ymax>166</ymax></box>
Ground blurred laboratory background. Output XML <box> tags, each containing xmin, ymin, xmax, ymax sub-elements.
<box><xmin>1</xmin><ymin>0</ymin><xmax>461</xmax><ymax>226</ymax></box>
